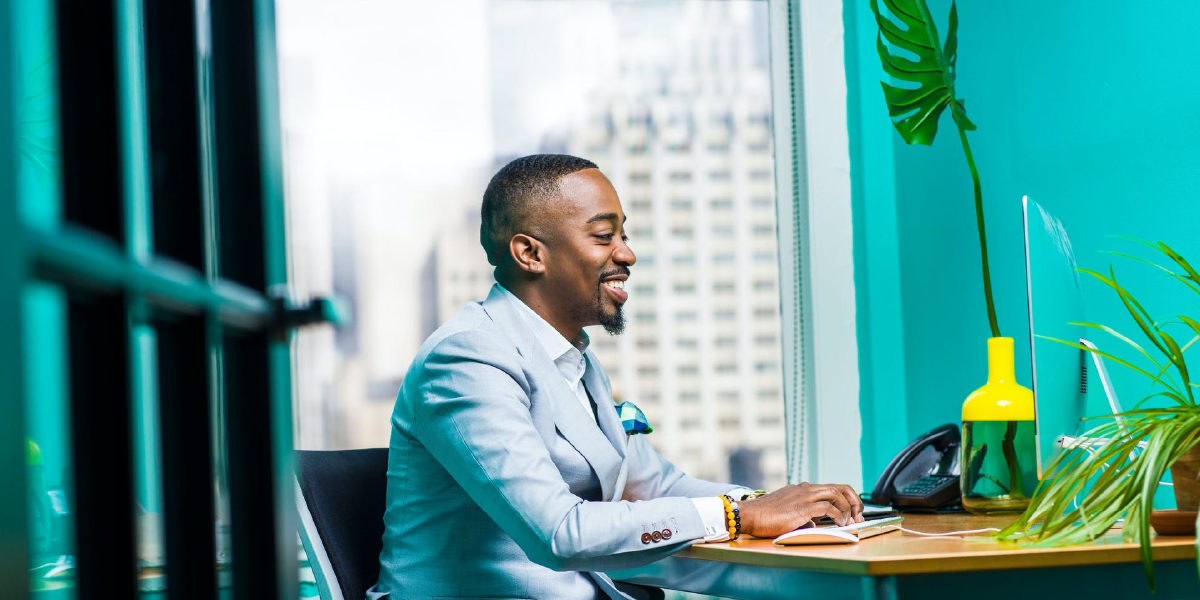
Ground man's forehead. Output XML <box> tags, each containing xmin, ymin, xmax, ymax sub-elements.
<box><xmin>556</xmin><ymin>169</ymin><xmax>624</xmax><ymax>222</ymax></box>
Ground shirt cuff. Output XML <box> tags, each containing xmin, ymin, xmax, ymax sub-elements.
<box><xmin>691</xmin><ymin>496</ymin><xmax>730</xmax><ymax>542</ymax></box>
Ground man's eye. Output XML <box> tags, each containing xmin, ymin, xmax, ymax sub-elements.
<box><xmin>596</xmin><ymin>233</ymin><xmax>615</xmax><ymax>241</ymax></box>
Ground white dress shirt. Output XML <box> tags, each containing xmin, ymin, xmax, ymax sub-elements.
<box><xmin>498</xmin><ymin>285</ymin><xmax>748</xmax><ymax>542</ymax></box>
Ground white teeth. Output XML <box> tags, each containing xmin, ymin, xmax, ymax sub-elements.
<box><xmin>604</xmin><ymin>280</ymin><xmax>625</xmax><ymax>290</ymax></box>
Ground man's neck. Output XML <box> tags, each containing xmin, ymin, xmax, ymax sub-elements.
<box><xmin>503</xmin><ymin>283</ymin><xmax>586</xmax><ymax>347</ymax></box>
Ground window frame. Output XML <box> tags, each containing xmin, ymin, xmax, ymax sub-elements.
<box><xmin>768</xmin><ymin>0</ymin><xmax>862</xmax><ymax>489</ymax></box>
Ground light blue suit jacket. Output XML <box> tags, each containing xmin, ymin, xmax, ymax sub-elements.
<box><xmin>369</xmin><ymin>285</ymin><xmax>734</xmax><ymax>600</ymax></box>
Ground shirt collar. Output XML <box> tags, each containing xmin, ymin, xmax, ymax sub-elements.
<box><xmin>497</xmin><ymin>284</ymin><xmax>590</xmax><ymax>363</ymax></box>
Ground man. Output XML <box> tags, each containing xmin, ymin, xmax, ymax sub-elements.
<box><xmin>369</xmin><ymin>155</ymin><xmax>863</xmax><ymax>600</ymax></box>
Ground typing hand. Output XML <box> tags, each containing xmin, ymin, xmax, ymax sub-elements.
<box><xmin>737</xmin><ymin>483</ymin><xmax>864</xmax><ymax>538</ymax></box>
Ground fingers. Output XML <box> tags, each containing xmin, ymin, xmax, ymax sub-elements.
<box><xmin>797</xmin><ymin>483</ymin><xmax>862</xmax><ymax>525</ymax></box>
<box><xmin>837</xmin><ymin>484</ymin><xmax>865</xmax><ymax>522</ymax></box>
<box><xmin>799</xmin><ymin>500</ymin><xmax>845</xmax><ymax>527</ymax></box>
<box><xmin>808</xmin><ymin>485</ymin><xmax>854</xmax><ymax>526</ymax></box>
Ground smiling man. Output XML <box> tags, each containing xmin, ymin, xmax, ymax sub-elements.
<box><xmin>368</xmin><ymin>155</ymin><xmax>863</xmax><ymax>600</ymax></box>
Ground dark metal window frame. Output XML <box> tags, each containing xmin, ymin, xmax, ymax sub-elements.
<box><xmin>1</xmin><ymin>0</ymin><xmax>298</xmax><ymax>598</ymax></box>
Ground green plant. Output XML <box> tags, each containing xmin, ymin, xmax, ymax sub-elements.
<box><xmin>998</xmin><ymin>240</ymin><xmax>1200</xmax><ymax>590</ymax></box>
<box><xmin>869</xmin><ymin>0</ymin><xmax>999</xmax><ymax>337</ymax></box>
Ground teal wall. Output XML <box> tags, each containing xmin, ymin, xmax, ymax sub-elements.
<box><xmin>848</xmin><ymin>0</ymin><xmax>1200</xmax><ymax>487</ymax></box>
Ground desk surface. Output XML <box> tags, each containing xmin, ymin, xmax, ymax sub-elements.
<box><xmin>673</xmin><ymin>513</ymin><xmax>1196</xmax><ymax>576</ymax></box>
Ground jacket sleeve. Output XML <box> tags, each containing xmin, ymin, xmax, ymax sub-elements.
<box><xmin>621</xmin><ymin>433</ymin><xmax>740</xmax><ymax>501</ymax></box>
<box><xmin>406</xmin><ymin>330</ymin><xmax>709</xmax><ymax>573</ymax></box>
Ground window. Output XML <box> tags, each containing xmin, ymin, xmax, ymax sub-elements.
<box><xmin>278</xmin><ymin>0</ymin><xmax>788</xmax><ymax>501</ymax></box>
<box><xmin>628</xmin><ymin>198</ymin><xmax>653</xmax><ymax>211</ymax></box>
<box><xmin>674</xmin><ymin>311</ymin><xmax>698</xmax><ymax>323</ymax></box>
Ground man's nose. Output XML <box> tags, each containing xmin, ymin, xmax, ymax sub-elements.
<box><xmin>615</xmin><ymin>237</ymin><xmax>636</xmax><ymax>266</ymax></box>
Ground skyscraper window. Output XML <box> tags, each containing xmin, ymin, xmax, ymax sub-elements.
<box><xmin>280</xmin><ymin>0</ymin><xmax>786</xmax><ymax>490</ymax></box>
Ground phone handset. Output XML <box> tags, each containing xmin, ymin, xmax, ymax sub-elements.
<box><xmin>870</xmin><ymin>424</ymin><xmax>961</xmax><ymax>510</ymax></box>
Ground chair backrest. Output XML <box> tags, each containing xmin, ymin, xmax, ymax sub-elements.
<box><xmin>295</xmin><ymin>448</ymin><xmax>389</xmax><ymax>600</ymax></box>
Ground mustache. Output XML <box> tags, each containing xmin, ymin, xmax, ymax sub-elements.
<box><xmin>598</xmin><ymin>266</ymin><xmax>631</xmax><ymax>282</ymax></box>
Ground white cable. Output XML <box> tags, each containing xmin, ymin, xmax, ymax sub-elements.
<box><xmin>899</xmin><ymin>527</ymin><xmax>1002</xmax><ymax>537</ymax></box>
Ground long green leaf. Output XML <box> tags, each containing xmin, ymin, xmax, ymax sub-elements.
<box><xmin>1081</xmin><ymin>268</ymin><xmax>1168</xmax><ymax>359</ymax></box>
<box><xmin>1102</xmin><ymin>250</ymin><xmax>1200</xmax><ymax>296</ymax></box>
<box><xmin>1160</xmin><ymin>330</ymin><xmax>1195</xmax><ymax>404</ymax></box>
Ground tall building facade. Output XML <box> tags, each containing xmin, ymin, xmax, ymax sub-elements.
<box><xmin>566</xmin><ymin>3</ymin><xmax>785</xmax><ymax>488</ymax></box>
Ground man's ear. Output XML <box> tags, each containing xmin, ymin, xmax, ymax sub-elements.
<box><xmin>509</xmin><ymin>233</ymin><xmax>547</xmax><ymax>275</ymax></box>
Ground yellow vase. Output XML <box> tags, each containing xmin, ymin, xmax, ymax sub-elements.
<box><xmin>960</xmin><ymin>337</ymin><xmax>1038</xmax><ymax>515</ymax></box>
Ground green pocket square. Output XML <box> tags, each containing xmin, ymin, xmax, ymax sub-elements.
<box><xmin>616</xmin><ymin>401</ymin><xmax>653</xmax><ymax>435</ymax></box>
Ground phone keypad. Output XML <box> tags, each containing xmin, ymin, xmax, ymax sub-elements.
<box><xmin>899</xmin><ymin>474</ymin><xmax>956</xmax><ymax>496</ymax></box>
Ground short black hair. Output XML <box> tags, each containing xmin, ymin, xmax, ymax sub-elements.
<box><xmin>480</xmin><ymin>154</ymin><xmax>598</xmax><ymax>267</ymax></box>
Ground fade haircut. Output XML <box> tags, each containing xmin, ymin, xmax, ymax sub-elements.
<box><xmin>480</xmin><ymin>154</ymin><xmax>598</xmax><ymax>267</ymax></box>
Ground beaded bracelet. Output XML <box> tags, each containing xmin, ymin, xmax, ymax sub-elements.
<box><xmin>719</xmin><ymin>494</ymin><xmax>741</xmax><ymax>539</ymax></box>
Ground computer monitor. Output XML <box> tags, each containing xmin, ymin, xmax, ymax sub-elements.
<box><xmin>1022</xmin><ymin>196</ymin><xmax>1089</xmax><ymax>478</ymax></box>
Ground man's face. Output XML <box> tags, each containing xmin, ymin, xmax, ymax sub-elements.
<box><xmin>541</xmin><ymin>169</ymin><xmax>636</xmax><ymax>335</ymax></box>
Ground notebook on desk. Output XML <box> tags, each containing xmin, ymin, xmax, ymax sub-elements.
<box><xmin>774</xmin><ymin>516</ymin><xmax>904</xmax><ymax>545</ymax></box>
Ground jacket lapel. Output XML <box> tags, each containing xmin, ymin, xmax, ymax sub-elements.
<box><xmin>480</xmin><ymin>286</ymin><xmax>625</xmax><ymax>501</ymax></box>
<box><xmin>583</xmin><ymin>352</ymin><xmax>630</xmax><ymax>501</ymax></box>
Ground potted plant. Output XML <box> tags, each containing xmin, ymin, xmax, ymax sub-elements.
<box><xmin>999</xmin><ymin>240</ymin><xmax>1200</xmax><ymax>589</ymax></box>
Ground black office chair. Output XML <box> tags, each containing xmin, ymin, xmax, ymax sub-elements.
<box><xmin>295</xmin><ymin>448</ymin><xmax>389</xmax><ymax>600</ymax></box>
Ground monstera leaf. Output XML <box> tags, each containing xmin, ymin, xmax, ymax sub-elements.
<box><xmin>870</xmin><ymin>0</ymin><xmax>1000</xmax><ymax>338</ymax></box>
<box><xmin>871</xmin><ymin>0</ymin><xmax>974</xmax><ymax>145</ymax></box>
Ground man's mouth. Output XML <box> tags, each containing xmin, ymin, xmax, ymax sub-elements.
<box><xmin>600</xmin><ymin>273</ymin><xmax>629</xmax><ymax>304</ymax></box>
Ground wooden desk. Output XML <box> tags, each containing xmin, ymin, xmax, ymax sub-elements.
<box><xmin>608</xmin><ymin>514</ymin><xmax>1200</xmax><ymax>600</ymax></box>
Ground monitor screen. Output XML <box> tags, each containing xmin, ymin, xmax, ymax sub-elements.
<box><xmin>1022</xmin><ymin>196</ymin><xmax>1088</xmax><ymax>479</ymax></box>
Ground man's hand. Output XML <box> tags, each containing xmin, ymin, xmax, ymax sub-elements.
<box><xmin>737</xmin><ymin>483</ymin><xmax>864</xmax><ymax>538</ymax></box>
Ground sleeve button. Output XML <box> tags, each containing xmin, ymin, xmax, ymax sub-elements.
<box><xmin>651</xmin><ymin>531</ymin><xmax>662</xmax><ymax>542</ymax></box>
<box><xmin>661</xmin><ymin>529</ymin><xmax>672</xmax><ymax>540</ymax></box>
<box><xmin>641</xmin><ymin>532</ymin><xmax>653</xmax><ymax>544</ymax></box>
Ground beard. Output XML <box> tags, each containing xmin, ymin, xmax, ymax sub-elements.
<box><xmin>595</xmin><ymin>285</ymin><xmax>626</xmax><ymax>335</ymax></box>
<box><xmin>569</xmin><ymin>268</ymin><xmax>628</xmax><ymax>336</ymax></box>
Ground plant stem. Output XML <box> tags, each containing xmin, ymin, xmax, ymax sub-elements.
<box><xmin>1001</xmin><ymin>420</ymin><xmax>1023</xmax><ymax>497</ymax></box>
<box><xmin>955</xmin><ymin>124</ymin><xmax>1001</xmax><ymax>338</ymax></box>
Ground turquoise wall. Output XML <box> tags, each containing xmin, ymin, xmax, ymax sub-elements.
<box><xmin>848</xmin><ymin>0</ymin><xmax>1200</xmax><ymax>488</ymax></box>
